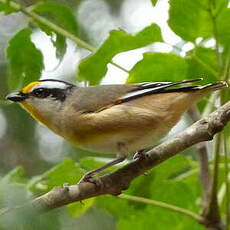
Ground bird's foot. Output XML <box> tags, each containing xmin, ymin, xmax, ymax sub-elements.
<box><xmin>78</xmin><ymin>172</ymin><xmax>102</xmax><ymax>186</ymax></box>
<box><xmin>133</xmin><ymin>149</ymin><xmax>147</xmax><ymax>160</ymax></box>
<box><xmin>78</xmin><ymin>172</ymin><xmax>94</xmax><ymax>184</ymax></box>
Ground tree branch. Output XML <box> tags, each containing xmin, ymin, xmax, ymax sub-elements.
<box><xmin>29</xmin><ymin>101</ymin><xmax>230</xmax><ymax>223</ymax></box>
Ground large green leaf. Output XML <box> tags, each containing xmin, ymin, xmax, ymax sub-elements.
<box><xmin>217</xmin><ymin>8</ymin><xmax>230</xmax><ymax>47</ymax></box>
<box><xmin>151</xmin><ymin>0</ymin><xmax>158</xmax><ymax>6</ymax></box>
<box><xmin>33</xmin><ymin>1</ymin><xmax>78</xmax><ymax>60</ymax></box>
<box><xmin>97</xmin><ymin>155</ymin><xmax>202</xmax><ymax>230</ymax></box>
<box><xmin>28</xmin><ymin>158</ymin><xmax>84</xmax><ymax>194</ymax></box>
<box><xmin>168</xmin><ymin>0</ymin><xmax>212</xmax><ymax>42</ymax></box>
<box><xmin>1</xmin><ymin>167</ymin><xmax>27</xmax><ymax>185</ymax></box>
<box><xmin>0</xmin><ymin>168</ymin><xmax>63</xmax><ymax>230</ymax></box>
<box><xmin>67</xmin><ymin>198</ymin><xmax>95</xmax><ymax>217</ymax></box>
<box><xmin>117</xmin><ymin>204</ymin><xmax>204</xmax><ymax>230</ymax></box>
<box><xmin>96</xmin><ymin>195</ymin><xmax>137</xmax><ymax>219</ymax></box>
<box><xmin>168</xmin><ymin>0</ymin><xmax>228</xmax><ymax>42</ymax></box>
<box><xmin>186</xmin><ymin>47</ymin><xmax>219</xmax><ymax>82</ymax></box>
<box><xmin>28</xmin><ymin>158</ymin><xmax>98</xmax><ymax>218</ymax></box>
<box><xmin>127</xmin><ymin>52</ymin><xmax>188</xmax><ymax>83</ymax></box>
<box><xmin>150</xmin><ymin>154</ymin><xmax>192</xmax><ymax>182</ymax></box>
<box><xmin>0</xmin><ymin>1</ymin><xmax>17</xmax><ymax>14</ymax></box>
<box><xmin>78</xmin><ymin>24</ymin><xmax>163</xmax><ymax>85</ymax></box>
<box><xmin>0</xmin><ymin>168</ymin><xmax>28</xmax><ymax>206</ymax></box>
<box><xmin>7</xmin><ymin>28</ymin><xmax>44</xmax><ymax>91</ymax></box>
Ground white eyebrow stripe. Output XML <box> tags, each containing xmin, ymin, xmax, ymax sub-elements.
<box><xmin>30</xmin><ymin>81</ymin><xmax>68</xmax><ymax>92</ymax></box>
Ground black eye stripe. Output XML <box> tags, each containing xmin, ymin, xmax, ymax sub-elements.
<box><xmin>31</xmin><ymin>88</ymin><xmax>66</xmax><ymax>101</ymax></box>
<box><xmin>50</xmin><ymin>88</ymin><xmax>66</xmax><ymax>101</ymax></box>
<box><xmin>31</xmin><ymin>88</ymin><xmax>50</xmax><ymax>98</ymax></box>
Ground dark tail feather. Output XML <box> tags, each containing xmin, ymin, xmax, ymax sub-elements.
<box><xmin>164</xmin><ymin>81</ymin><xmax>228</xmax><ymax>93</ymax></box>
<box><xmin>197</xmin><ymin>81</ymin><xmax>228</xmax><ymax>92</ymax></box>
<box><xmin>119</xmin><ymin>79</ymin><xmax>228</xmax><ymax>104</ymax></box>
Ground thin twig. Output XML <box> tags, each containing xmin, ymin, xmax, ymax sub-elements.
<box><xmin>221</xmin><ymin>39</ymin><xmax>230</xmax><ymax>230</ymax></box>
<box><xmin>202</xmin><ymin>92</ymin><xmax>220</xmax><ymax>118</ymax></box>
<box><xmin>203</xmin><ymin>134</ymin><xmax>222</xmax><ymax>229</ymax></box>
<box><xmin>223</xmin><ymin>137</ymin><xmax>230</xmax><ymax>229</ymax></box>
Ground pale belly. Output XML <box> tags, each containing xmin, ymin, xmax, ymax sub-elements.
<box><xmin>76</xmin><ymin>128</ymin><xmax>167</xmax><ymax>156</ymax></box>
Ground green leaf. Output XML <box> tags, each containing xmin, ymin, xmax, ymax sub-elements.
<box><xmin>0</xmin><ymin>170</ymin><xmax>29</xmax><ymax>209</ymax></box>
<box><xmin>33</xmin><ymin>1</ymin><xmax>78</xmax><ymax>60</ymax></box>
<box><xmin>117</xmin><ymin>205</ymin><xmax>204</xmax><ymax>230</ymax></box>
<box><xmin>0</xmin><ymin>169</ymin><xmax>61</xmax><ymax>230</ymax></box>
<box><xmin>0</xmin><ymin>1</ymin><xmax>17</xmax><ymax>14</ymax></box>
<box><xmin>79</xmin><ymin>157</ymin><xmax>106</xmax><ymax>171</ymax></box>
<box><xmin>186</xmin><ymin>47</ymin><xmax>219</xmax><ymax>82</ymax></box>
<box><xmin>96</xmin><ymin>155</ymin><xmax>203</xmax><ymax>230</ymax></box>
<box><xmin>150</xmin><ymin>181</ymin><xmax>197</xmax><ymax>210</ymax></box>
<box><xmin>7</xmin><ymin>28</ymin><xmax>44</xmax><ymax>91</ymax></box>
<box><xmin>51</xmin><ymin>35</ymin><xmax>67</xmax><ymax>60</ymax></box>
<box><xmin>217</xmin><ymin>8</ymin><xmax>230</xmax><ymax>47</ymax></box>
<box><xmin>67</xmin><ymin>198</ymin><xmax>95</xmax><ymax>217</ymax></box>
<box><xmin>127</xmin><ymin>52</ymin><xmax>188</xmax><ymax>83</ymax></box>
<box><xmin>78</xmin><ymin>24</ymin><xmax>163</xmax><ymax>85</ymax></box>
<box><xmin>117</xmin><ymin>157</ymin><xmax>201</xmax><ymax>230</ymax></box>
<box><xmin>97</xmin><ymin>155</ymin><xmax>198</xmax><ymax>217</ymax></box>
<box><xmin>151</xmin><ymin>0</ymin><xmax>158</xmax><ymax>6</ymax></box>
<box><xmin>151</xmin><ymin>154</ymin><xmax>201</xmax><ymax>199</ymax></box>
<box><xmin>125</xmin><ymin>170</ymin><xmax>155</xmax><ymax>201</ymax></box>
<box><xmin>150</xmin><ymin>155</ymin><xmax>192</xmax><ymax>182</ymax></box>
<box><xmin>28</xmin><ymin>158</ymin><xmax>84</xmax><ymax>194</ymax></box>
<box><xmin>1</xmin><ymin>167</ymin><xmax>27</xmax><ymax>184</ymax></box>
<box><xmin>168</xmin><ymin>0</ymin><xmax>212</xmax><ymax>42</ymax></box>
<box><xmin>96</xmin><ymin>195</ymin><xmax>137</xmax><ymax>219</ymax></box>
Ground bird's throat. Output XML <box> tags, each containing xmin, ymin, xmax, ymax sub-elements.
<box><xmin>20</xmin><ymin>102</ymin><xmax>53</xmax><ymax>130</ymax></box>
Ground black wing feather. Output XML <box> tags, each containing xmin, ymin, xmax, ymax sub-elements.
<box><xmin>118</xmin><ymin>78</ymin><xmax>203</xmax><ymax>103</ymax></box>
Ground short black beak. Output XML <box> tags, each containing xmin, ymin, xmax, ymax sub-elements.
<box><xmin>5</xmin><ymin>92</ymin><xmax>28</xmax><ymax>102</ymax></box>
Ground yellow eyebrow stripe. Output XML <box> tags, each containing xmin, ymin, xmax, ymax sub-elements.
<box><xmin>22</xmin><ymin>81</ymin><xmax>41</xmax><ymax>94</ymax></box>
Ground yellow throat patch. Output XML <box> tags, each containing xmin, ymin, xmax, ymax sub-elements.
<box><xmin>20</xmin><ymin>101</ymin><xmax>51</xmax><ymax>129</ymax></box>
<box><xmin>20</xmin><ymin>81</ymin><xmax>51</xmax><ymax>128</ymax></box>
<box><xmin>22</xmin><ymin>81</ymin><xmax>41</xmax><ymax>94</ymax></box>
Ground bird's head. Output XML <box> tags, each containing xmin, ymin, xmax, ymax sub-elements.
<box><xmin>6</xmin><ymin>79</ymin><xmax>75</xmax><ymax>125</ymax></box>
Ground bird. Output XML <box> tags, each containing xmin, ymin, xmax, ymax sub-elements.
<box><xmin>6</xmin><ymin>78</ymin><xmax>228</xmax><ymax>182</ymax></box>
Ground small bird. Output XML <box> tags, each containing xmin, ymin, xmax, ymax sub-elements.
<box><xmin>6</xmin><ymin>79</ymin><xmax>227</xmax><ymax>182</ymax></box>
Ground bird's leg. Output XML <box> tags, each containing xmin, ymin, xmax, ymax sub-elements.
<box><xmin>78</xmin><ymin>157</ymin><xmax>126</xmax><ymax>184</ymax></box>
<box><xmin>78</xmin><ymin>142</ymin><xmax>128</xmax><ymax>184</ymax></box>
<box><xmin>133</xmin><ymin>149</ymin><xmax>151</xmax><ymax>176</ymax></box>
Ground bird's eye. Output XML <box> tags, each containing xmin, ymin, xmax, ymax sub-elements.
<box><xmin>32</xmin><ymin>88</ymin><xmax>50</xmax><ymax>98</ymax></box>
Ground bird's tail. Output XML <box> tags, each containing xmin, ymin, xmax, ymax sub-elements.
<box><xmin>197</xmin><ymin>81</ymin><xmax>228</xmax><ymax>93</ymax></box>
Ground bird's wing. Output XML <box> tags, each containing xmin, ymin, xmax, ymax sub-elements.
<box><xmin>115</xmin><ymin>78</ymin><xmax>203</xmax><ymax>104</ymax></box>
<box><xmin>72</xmin><ymin>79</ymin><xmax>203</xmax><ymax>113</ymax></box>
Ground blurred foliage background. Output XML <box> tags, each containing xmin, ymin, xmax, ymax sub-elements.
<box><xmin>0</xmin><ymin>0</ymin><xmax>229</xmax><ymax>229</ymax></box>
